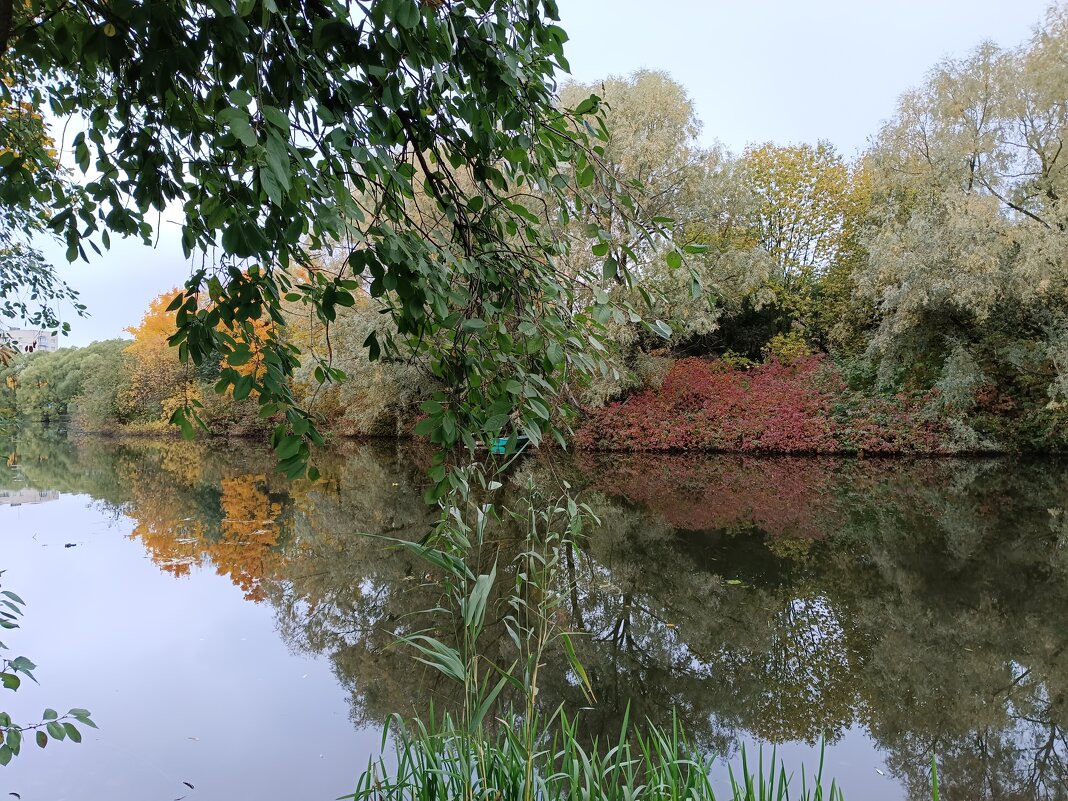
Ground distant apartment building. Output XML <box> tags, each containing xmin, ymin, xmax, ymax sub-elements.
<box><xmin>0</xmin><ymin>328</ymin><xmax>59</xmax><ymax>354</ymax></box>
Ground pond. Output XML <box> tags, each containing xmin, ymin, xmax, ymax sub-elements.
<box><xmin>2</xmin><ymin>428</ymin><xmax>1068</xmax><ymax>800</ymax></box>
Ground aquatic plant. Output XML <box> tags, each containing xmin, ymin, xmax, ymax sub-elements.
<box><xmin>346</xmin><ymin>712</ymin><xmax>847</xmax><ymax>801</ymax></box>
<box><xmin>347</xmin><ymin>461</ymin><xmax>871</xmax><ymax>801</ymax></box>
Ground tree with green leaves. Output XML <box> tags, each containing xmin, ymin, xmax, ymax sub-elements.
<box><xmin>2</xmin><ymin>0</ymin><xmax>682</xmax><ymax>482</ymax></box>
<box><xmin>3</xmin><ymin>339</ymin><xmax>127</xmax><ymax>423</ymax></box>
<box><xmin>0</xmin><ymin>64</ymin><xmax>84</xmax><ymax>336</ymax></box>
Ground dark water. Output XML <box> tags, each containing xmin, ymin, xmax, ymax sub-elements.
<box><xmin>2</xmin><ymin>428</ymin><xmax>1068</xmax><ymax>800</ymax></box>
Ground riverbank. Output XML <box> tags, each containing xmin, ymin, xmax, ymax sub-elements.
<box><xmin>7</xmin><ymin>352</ymin><xmax>1066</xmax><ymax>457</ymax></box>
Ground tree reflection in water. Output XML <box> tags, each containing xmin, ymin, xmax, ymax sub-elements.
<box><xmin>4</xmin><ymin>428</ymin><xmax>1068</xmax><ymax>800</ymax></box>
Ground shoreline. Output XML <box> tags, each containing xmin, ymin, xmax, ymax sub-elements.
<box><xmin>8</xmin><ymin>422</ymin><xmax>1068</xmax><ymax>460</ymax></box>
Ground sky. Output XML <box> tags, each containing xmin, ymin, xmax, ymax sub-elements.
<box><xmin>36</xmin><ymin>0</ymin><xmax>1056</xmax><ymax>346</ymax></box>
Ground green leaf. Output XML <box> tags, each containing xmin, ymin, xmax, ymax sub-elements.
<box><xmin>573</xmin><ymin>95</ymin><xmax>600</xmax><ymax>115</ymax></box>
<box><xmin>441</xmin><ymin>414</ymin><xmax>456</xmax><ymax>444</ymax></box>
<box><xmin>261</xmin><ymin>167</ymin><xmax>284</xmax><ymax>206</ymax></box>
<box><xmin>6</xmin><ymin>727</ymin><xmax>20</xmax><ymax>755</ymax></box>
<box><xmin>560</xmin><ymin>631</ymin><xmax>594</xmax><ymax>703</ymax></box>
<box><xmin>276</xmin><ymin>435</ymin><xmax>302</xmax><ymax>460</ymax></box>
<box><xmin>227</xmin><ymin>88</ymin><xmax>253</xmax><ymax>107</ymax></box>
<box><xmin>70</xmin><ymin>710</ymin><xmax>98</xmax><ymax>729</ymax></box>
<box><xmin>648</xmin><ymin>319</ymin><xmax>673</xmax><ymax>339</ymax></box>
<box><xmin>394</xmin><ymin>0</ymin><xmax>420</xmax><ymax>29</ymax></box>
<box><xmin>527</xmin><ymin>398</ymin><xmax>550</xmax><ymax>420</ymax></box>
<box><xmin>463</xmin><ymin>567</ymin><xmax>496</xmax><ymax>630</ymax></box>
<box><xmin>413</xmin><ymin>417</ymin><xmax>437</xmax><ymax>437</ymax></box>
<box><xmin>363</xmin><ymin>331</ymin><xmax>380</xmax><ymax>361</ymax></box>
<box><xmin>399</xmin><ymin>634</ymin><xmax>466</xmax><ymax>683</ymax></box>
<box><xmin>228</xmin><ymin>347</ymin><xmax>252</xmax><ymax>367</ymax></box>
<box><xmin>0</xmin><ymin>744</ymin><xmax>11</xmax><ymax>766</ymax></box>
<box><xmin>36</xmin><ymin>731</ymin><xmax>47</xmax><ymax>749</ymax></box>
<box><xmin>233</xmin><ymin>374</ymin><xmax>254</xmax><ymax>401</ymax></box>
<box><xmin>546</xmin><ymin>341</ymin><xmax>563</xmax><ymax>366</ymax></box>
<box><xmin>260</xmin><ymin>105</ymin><xmax>291</xmax><ymax>134</ymax></box>
<box><xmin>217</xmin><ymin>107</ymin><xmax>257</xmax><ymax>147</ymax></box>
<box><xmin>484</xmin><ymin>413</ymin><xmax>508</xmax><ymax>433</ymax></box>
<box><xmin>10</xmin><ymin>656</ymin><xmax>36</xmax><ymax>672</ymax></box>
<box><xmin>666</xmin><ymin>250</ymin><xmax>682</xmax><ymax>269</ymax></box>
<box><xmin>264</xmin><ymin>134</ymin><xmax>292</xmax><ymax>193</ymax></box>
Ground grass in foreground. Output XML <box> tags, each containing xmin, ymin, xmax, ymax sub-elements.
<box><xmin>344</xmin><ymin>712</ymin><xmax>848</xmax><ymax>801</ymax></box>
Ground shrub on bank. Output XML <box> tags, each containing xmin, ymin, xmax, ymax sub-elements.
<box><xmin>574</xmin><ymin>356</ymin><xmax>951</xmax><ymax>454</ymax></box>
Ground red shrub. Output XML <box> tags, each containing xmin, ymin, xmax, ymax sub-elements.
<box><xmin>574</xmin><ymin>356</ymin><xmax>948</xmax><ymax>454</ymax></box>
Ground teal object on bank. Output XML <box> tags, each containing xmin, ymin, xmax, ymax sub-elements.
<box><xmin>491</xmin><ymin>435</ymin><xmax>529</xmax><ymax>455</ymax></box>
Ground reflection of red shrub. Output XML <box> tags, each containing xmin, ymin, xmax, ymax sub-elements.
<box><xmin>575</xmin><ymin>357</ymin><xmax>947</xmax><ymax>454</ymax></box>
<box><xmin>576</xmin><ymin>453</ymin><xmax>965</xmax><ymax>540</ymax></box>
<box><xmin>580</xmin><ymin>453</ymin><xmax>836</xmax><ymax>537</ymax></box>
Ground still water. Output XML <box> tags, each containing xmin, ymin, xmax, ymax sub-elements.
<box><xmin>2</xmin><ymin>429</ymin><xmax>1067</xmax><ymax>800</ymax></box>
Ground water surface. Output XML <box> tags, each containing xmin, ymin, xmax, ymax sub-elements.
<box><xmin>2</xmin><ymin>429</ymin><xmax>1067</xmax><ymax>800</ymax></box>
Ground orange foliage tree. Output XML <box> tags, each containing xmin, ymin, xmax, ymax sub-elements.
<box><xmin>121</xmin><ymin>288</ymin><xmax>197</xmax><ymax>423</ymax></box>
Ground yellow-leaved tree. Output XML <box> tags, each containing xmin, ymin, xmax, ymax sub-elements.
<box><xmin>121</xmin><ymin>289</ymin><xmax>197</xmax><ymax>425</ymax></box>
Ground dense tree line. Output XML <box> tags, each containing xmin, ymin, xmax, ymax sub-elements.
<box><xmin>3</xmin><ymin>6</ymin><xmax>1067</xmax><ymax>451</ymax></box>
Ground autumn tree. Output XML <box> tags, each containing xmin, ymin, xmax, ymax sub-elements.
<box><xmin>684</xmin><ymin>141</ymin><xmax>870</xmax><ymax>359</ymax></box>
<box><xmin>552</xmin><ymin>72</ymin><xmax>765</xmax><ymax>403</ymax></box>
<box><xmin>740</xmin><ymin>141</ymin><xmax>853</xmax><ymax>288</ymax></box>
<box><xmin>121</xmin><ymin>289</ymin><xmax>196</xmax><ymax>423</ymax></box>
<box><xmin>555</xmin><ymin>72</ymin><xmax>708</xmax><ymax>327</ymax></box>
<box><xmin>559</xmin><ymin>70</ymin><xmax>705</xmax><ymax>251</ymax></box>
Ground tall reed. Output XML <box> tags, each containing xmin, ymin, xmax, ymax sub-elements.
<box><xmin>355</xmin><ymin>459</ymin><xmax>936</xmax><ymax>801</ymax></box>
<box><xmin>343</xmin><ymin>710</ymin><xmax>846</xmax><ymax>801</ymax></box>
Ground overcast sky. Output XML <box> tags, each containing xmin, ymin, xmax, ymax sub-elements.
<box><xmin>42</xmin><ymin>0</ymin><xmax>1056</xmax><ymax>346</ymax></box>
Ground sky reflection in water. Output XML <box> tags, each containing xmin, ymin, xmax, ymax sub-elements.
<box><xmin>2</xmin><ymin>429</ymin><xmax>1067</xmax><ymax>801</ymax></box>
